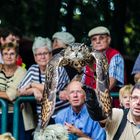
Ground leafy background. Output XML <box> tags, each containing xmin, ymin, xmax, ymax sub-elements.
<box><xmin>0</xmin><ymin>0</ymin><xmax>139</xmax><ymax>82</ymax></box>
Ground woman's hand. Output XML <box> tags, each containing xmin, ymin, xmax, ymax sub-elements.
<box><xmin>17</xmin><ymin>83</ymin><xmax>32</xmax><ymax>96</ymax></box>
<box><xmin>18</xmin><ymin>87</ymin><xmax>27</xmax><ymax>96</ymax></box>
<box><xmin>32</xmin><ymin>88</ymin><xmax>43</xmax><ymax>102</ymax></box>
<box><xmin>18</xmin><ymin>82</ymin><xmax>44</xmax><ymax>101</ymax></box>
<box><xmin>31</xmin><ymin>82</ymin><xmax>44</xmax><ymax>92</ymax></box>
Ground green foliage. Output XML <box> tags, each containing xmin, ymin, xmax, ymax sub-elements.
<box><xmin>0</xmin><ymin>0</ymin><xmax>140</xmax><ymax>59</ymax></box>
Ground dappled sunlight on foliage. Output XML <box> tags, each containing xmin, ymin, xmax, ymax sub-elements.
<box><xmin>0</xmin><ymin>0</ymin><xmax>139</xmax><ymax>59</ymax></box>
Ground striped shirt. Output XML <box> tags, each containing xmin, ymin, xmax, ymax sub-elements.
<box><xmin>0</xmin><ymin>71</ymin><xmax>6</xmax><ymax>92</ymax></box>
<box><xmin>109</xmin><ymin>54</ymin><xmax>124</xmax><ymax>86</ymax></box>
<box><xmin>18</xmin><ymin>64</ymin><xmax>70</xmax><ymax>126</ymax></box>
<box><xmin>57</xmin><ymin>67</ymin><xmax>70</xmax><ymax>91</ymax></box>
<box><xmin>18</xmin><ymin>64</ymin><xmax>45</xmax><ymax>88</ymax></box>
<box><xmin>0</xmin><ymin>66</ymin><xmax>26</xmax><ymax>112</ymax></box>
<box><xmin>82</xmin><ymin>53</ymin><xmax>124</xmax><ymax>88</ymax></box>
<box><xmin>53</xmin><ymin>67</ymin><xmax>70</xmax><ymax>118</ymax></box>
<box><xmin>18</xmin><ymin>64</ymin><xmax>45</xmax><ymax>126</ymax></box>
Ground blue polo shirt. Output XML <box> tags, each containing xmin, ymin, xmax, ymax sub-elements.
<box><xmin>55</xmin><ymin>105</ymin><xmax>106</xmax><ymax>140</ymax></box>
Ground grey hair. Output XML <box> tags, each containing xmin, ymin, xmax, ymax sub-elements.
<box><xmin>33</xmin><ymin>124</ymin><xmax>68</xmax><ymax>140</ymax></box>
<box><xmin>32</xmin><ymin>36</ymin><xmax>52</xmax><ymax>54</ymax></box>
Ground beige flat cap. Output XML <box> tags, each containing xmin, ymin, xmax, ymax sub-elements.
<box><xmin>88</xmin><ymin>26</ymin><xmax>110</xmax><ymax>37</ymax></box>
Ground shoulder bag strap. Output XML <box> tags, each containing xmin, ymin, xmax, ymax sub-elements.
<box><xmin>113</xmin><ymin>109</ymin><xmax>129</xmax><ymax>140</ymax></box>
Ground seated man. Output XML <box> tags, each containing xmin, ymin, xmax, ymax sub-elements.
<box><xmin>55</xmin><ymin>80</ymin><xmax>106</xmax><ymax>140</ymax></box>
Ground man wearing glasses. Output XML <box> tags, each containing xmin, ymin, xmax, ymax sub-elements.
<box><xmin>83</xmin><ymin>26</ymin><xmax>125</xmax><ymax>92</ymax></box>
<box><xmin>55</xmin><ymin>80</ymin><xmax>106</xmax><ymax>140</ymax></box>
<box><xmin>86</xmin><ymin>82</ymin><xmax>140</xmax><ymax>140</ymax></box>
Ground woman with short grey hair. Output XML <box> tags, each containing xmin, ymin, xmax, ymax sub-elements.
<box><xmin>18</xmin><ymin>36</ymin><xmax>52</xmax><ymax>126</ymax></box>
<box><xmin>32</xmin><ymin>37</ymin><xmax>52</xmax><ymax>54</ymax></box>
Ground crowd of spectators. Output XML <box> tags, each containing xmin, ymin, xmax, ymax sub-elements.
<box><xmin>0</xmin><ymin>25</ymin><xmax>140</xmax><ymax>140</ymax></box>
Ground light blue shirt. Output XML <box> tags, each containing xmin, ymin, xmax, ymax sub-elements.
<box><xmin>109</xmin><ymin>54</ymin><xmax>124</xmax><ymax>86</ymax></box>
<box><xmin>55</xmin><ymin>105</ymin><xmax>106</xmax><ymax>140</ymax></box>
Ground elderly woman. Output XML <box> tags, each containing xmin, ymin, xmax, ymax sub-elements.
<box><xmin>18</xmin><ymin>36</ymin><xmax>52</xmax><ymax>126</ymax></box>
<box><xmin>0</xmin><ymin>42</ymin><xmax>26</xmax><ymax>100</ymax></box>
<box><xmin>0</xmin><ymin>42</ymin><xmax>32</xmax><ymax>140</ymax></box>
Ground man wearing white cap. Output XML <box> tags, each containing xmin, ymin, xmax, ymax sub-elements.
<box><xmin>83</xmin><ymin>26</ymin><xmax>125</xmax><ymax>92</ymax></box>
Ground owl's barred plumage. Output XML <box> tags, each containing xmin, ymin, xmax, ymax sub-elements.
<box><xmin>40</xmin><ymin>54</ymin><xmax>61</xmax><ymax>128</ymax></box>
<box><xmin>34</xmin><ymin>43</ymin><xmax>112</xmax><ymax>139</ymax></box>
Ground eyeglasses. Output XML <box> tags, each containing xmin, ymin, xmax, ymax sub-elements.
<box><xmin>130</xmin><ymin>95</ymin><xmax>140</xmax><ymax>102</ymax></box>
<box><xmin>2</xmin><ymin>52</ymin><xmax>16</xmax><ymax>57</ymax></box>
<box><xmin>91</xmin><ymin>34</ymin><xmax>108</xmax><ymax>42</ymax></box>
<box><xmin>35</xmin><ymin>52</ymin><xmax>50</xmax><ymax>57</ymax></box>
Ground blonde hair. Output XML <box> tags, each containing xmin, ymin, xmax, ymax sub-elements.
<box><xmin>0</xmin><ymin>133</ymin><xmax>15</xmax><ymax>140</ymax></box>
<box><xmin>119</xmin><ymin>84</ymin><xmax>133</xmax><ymax>102</ymax></box>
